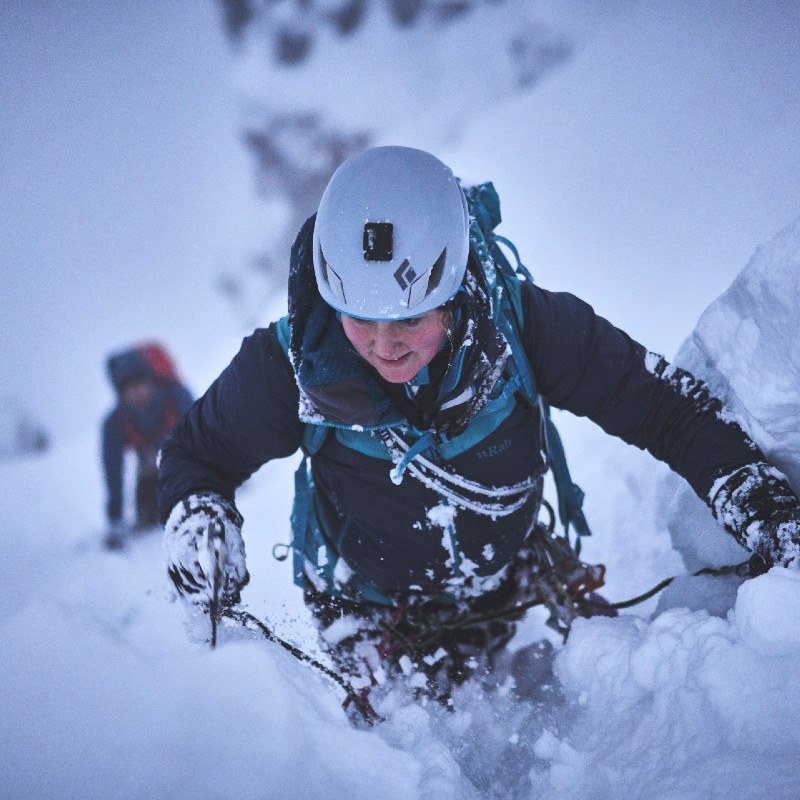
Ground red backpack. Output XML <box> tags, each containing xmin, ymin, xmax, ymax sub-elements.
<box><xmin>137</xmin><ymin>342</ymin><xmax>180</xmax><ymax>385</ymax></box>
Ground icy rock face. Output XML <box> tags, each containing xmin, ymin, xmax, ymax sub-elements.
<box><xmin>660</xmin><ymin>216</ymin><xmax>800</xmax><ymax>580</ymax></box>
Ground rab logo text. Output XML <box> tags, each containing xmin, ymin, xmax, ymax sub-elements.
<box><xmin>477</xmin><ymin>438</ymin><xmax>512</xmax><ymax>459</ymax></box>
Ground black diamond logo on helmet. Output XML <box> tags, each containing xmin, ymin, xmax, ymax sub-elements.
<box><xmin>393</xmin><ymin>259</ymin><xmax>417</xmax><ymax>290</ymax></box>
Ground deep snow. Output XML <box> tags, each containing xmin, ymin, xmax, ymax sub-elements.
<box><xmin>4</xmin><ymin>2</ymin><xmax>800</xmax><ymax>796</ymax></box>
<box><xmin>2</xmin><ymin>220</ymin><xmax>800</xmax><ymax>799</ymax></box>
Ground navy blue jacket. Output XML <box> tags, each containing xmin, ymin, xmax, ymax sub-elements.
<box><xmin>103</xmin><ymin>382</ymin><xmax>193</xmax><ymax>522</ymax></box>
<box><xmin>158</xmin><ymin>279</ymin><xmax>760</xmax><ymax>592</ymax></box>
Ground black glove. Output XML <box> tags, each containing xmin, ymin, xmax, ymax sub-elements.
<box><xmin>710</xmin><ymin>462</ymin><xmax>800</xmax><ymax>570</ymax></box>
<box><xmin>163</xmin><ymin>493</ymin><xmax>250</xmax><ymax>605</ymax></box>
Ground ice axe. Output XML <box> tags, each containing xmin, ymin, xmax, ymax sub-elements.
<box><xmin>198</xmin><ymin>519</ymin><xmax>227</xmax><ymax>649</ymax></box>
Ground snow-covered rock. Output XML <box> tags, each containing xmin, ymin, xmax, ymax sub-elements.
<box><xmin>661</xmin><ymin>216</ymin><xmax>800</xmax><ymax>581</ymax></box>
<box><xmin>539</xmin><ymin>569</ymin><xmax>800</xmax><ymax>798</ymax></box>
<box><xmin>678</xmin><ymin>216</ymin><xmax>800</xmax><ymax>490</ymax></box>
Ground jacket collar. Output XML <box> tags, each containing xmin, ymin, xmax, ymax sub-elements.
<box><xmin>287</xmin><ymin>216</ymin><xmax>510</xmax><ymax>438</ymax></box>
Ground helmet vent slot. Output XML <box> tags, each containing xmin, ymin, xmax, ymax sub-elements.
<box><xmin>320</xmin><ymin>248</ymin><xmax>347</xmax><ymax>305</ymax></box>
<box><xmin>424</xmin><ymin>248</ymin><xmax>447</xmax><ymax>297</ymax></box>
<box><xmin>319</xmin><ymin>249</ymin><xmax>333</xmax><ymax>289</ymax></box>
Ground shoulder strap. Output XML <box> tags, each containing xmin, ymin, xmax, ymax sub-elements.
<box><xmin>276</xmin><ymin>315</ymin><xmax>329</xmax><ymax>457</ymax></box>
<box><xmin>464</xmin><ymin>183</ymin><xmax>592</xmax><ymax>546</ymax></box>
<box><xmin>495</xmin><ymin>276</ymin><xmax>591</xmax><ymax>545</ymax></box>
<box><xmin>276</xmin><ymin>315</ymin><xmax>291</xmax><ymax>354</ymax></box>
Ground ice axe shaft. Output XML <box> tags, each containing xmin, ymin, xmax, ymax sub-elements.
<box><xmin>205</xmin><ymin>520</ymin><xmax>227</xmax><ymax>649</ymax></box>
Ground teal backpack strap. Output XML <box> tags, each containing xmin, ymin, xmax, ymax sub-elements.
<box><xmin>538</xmin><ymin>398</ymin><xmax>591</xmax><ymax>547</ymax></box>
<box><xmin>290</xmin><ymin>455</ymin><xmax>314</xmax><ymax>586</ymax></box>
<box><xmin>276</xmin><ymin>314</ymin><xmax>330</xmax><ymax>583</ymax></box>
<box><xmin>290</xmin><ymin>452</ymin><xmax>394</xmax><ymax>604</ymax></box>
<box><xmin>275</xmin><ymin>314</ymin><xmax>291</xmax><ymax>354</ymax></box>
<box><xmin>275</xmin><ymin>315</ymin><xmax>394</xmax><ymax>602</ymax></box>
<box><xmin>465</xmin><ymin>184</ymin><xmax>592</xmax><ymax>549</ymax></box>
<box><xmin>497</xmin><ymin>273</ymin><xmax>591</xmax><ymax>548</ymax></box>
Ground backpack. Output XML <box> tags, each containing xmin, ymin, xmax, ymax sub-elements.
<box><xmin>138</xmin><ymin>342</ymin><xmax>180</xmax><ymax>385</ymax></box>
<box><xmin>107</xmin><ymin>342</ymin><xmax>181</xmax><ymax>392</ymax></box>
<box><xmin>277</xmin><ymin>183</ymin><xmax>590</xmax><ymax>599</ymax></box>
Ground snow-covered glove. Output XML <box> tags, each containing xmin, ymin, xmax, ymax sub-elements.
<box><xmin>710</xmin><ymin>462</ymin><xmax>800</xmax><ymax>570</ymax></box>
<box><xmin>164</xmin><ymin>493</ymin><xmax>250</xmax><ymax>605</ymax></box>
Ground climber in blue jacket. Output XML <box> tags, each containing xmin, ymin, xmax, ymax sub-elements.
<box><xmin>103</xmin><ymin>343</ymin><xmax>192</xmax><ymax>548</ymax></box>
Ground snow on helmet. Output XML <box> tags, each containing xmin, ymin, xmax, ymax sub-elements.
<box><xmin>313</xmin><ymin>146</ymin><xmax>469</xmax><ymax>320</ymax></box>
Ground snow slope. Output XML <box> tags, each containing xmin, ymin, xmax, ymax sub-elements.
<box><xmin>0</xmin><ymin>440</ymin><xmax>422</xmax><ymax>800</ymax></box>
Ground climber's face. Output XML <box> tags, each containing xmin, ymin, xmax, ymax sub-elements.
<box><xmin>340</xmin><ymin>309</ymin><xmax>450</xmax><ymax>383</ymax></box>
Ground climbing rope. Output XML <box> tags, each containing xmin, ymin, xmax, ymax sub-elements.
<box><xmin>371</xmin><ymin>546</ymin><xmax>769</xmax><ymax>653</ymax></box>
<box><xmin>218</xmin><ymin>552</ymin><xmax>768</xmax><ymax>726</ymax></box>
<box><xmin>220</xmin><ymin>607</ymin><xmax>382</xmax><ymax>725</ymax></box>
<box><xmin>606</xmin><ymin>554</ymin><xmax>767</xmax><ymax>610</ymax></box>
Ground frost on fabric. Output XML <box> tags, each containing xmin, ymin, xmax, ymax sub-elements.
<box><xmin>321</xmin><ymin>614</ymin><xmax>362</xmax><ymax>646</ymax></box>
<box><xmin>643</xmin><ymin>350</ymin><xmax>745</xmax><ymax>429</ymax></box>
<box><xmin>332</xmin><ymin>555</ymin><xmax>354</xmax><ymax>586</ymax></box>
<box><xmin>423</xmin><ymin>501</ymin><xmax>513</xmax><ymax>597</ymax></box>
<box><xmin>163</xmin><ymin>493</ymin><xmax>248</xmax><ymax>600</ymax></box>
<box><xmin>297</xmin><ymin>387</ymin><xmax>327</xmax><ymax>424</ymax></box>
<box><xmin>383</xmin><ymin>427</ymin><xmax>537</xmax><ymax>517</ymax></box>
<box><xmin>427</xmin><ymin>502</ymin><xmax>458</xmax><ymax>569</ymax></box>
<box><xmin>461</xmin><ymin>316</ymin><xmax>476</xmax><ymax>349</ymax></box>
<box><xmin>709</xmin><ymin>461</ymin><xmax>800</xmax><ymax>568</ymax></box>
<box><xmin>458</xmin><ymin>556</ymin><xmax>479</xmax><ymax>579</ymax></box>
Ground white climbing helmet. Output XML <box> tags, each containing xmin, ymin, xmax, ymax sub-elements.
<box><xmin>312</xmin><ymin>146</ymin><xmax>470</xmax><ymax>320</ymax></box>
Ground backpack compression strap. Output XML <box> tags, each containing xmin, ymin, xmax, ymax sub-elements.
<box><xmin>489</xmin><ymin>237</ymin><xmax>592</xmax><ymax>549</ymax></box>
<box><xmin>462</xmin><ymin>179</ymin><xmax>591</xmax><ymax>549</ymax></box>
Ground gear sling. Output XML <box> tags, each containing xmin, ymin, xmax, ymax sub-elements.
<box><xmin>276</xmin><ymin>182</ymin><xmax>591</xmax><ymax>604</ymax></box>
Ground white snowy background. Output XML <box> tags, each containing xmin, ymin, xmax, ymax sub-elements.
<box><xmin>2</xmin><ymin>2</ymin><xmax>800</xmax><ymax>798</ymax></box>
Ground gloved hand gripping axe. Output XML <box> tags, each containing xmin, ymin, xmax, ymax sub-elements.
<box><xmin>165</xmin><ymin>493</ymin><xmax>250</xmax><ymax>649</ymax></box>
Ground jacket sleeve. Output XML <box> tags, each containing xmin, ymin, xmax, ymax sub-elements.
<box><xmin>520</xmin><ymin>282</ymin><xmax>762</xmax><ymax>502</ymax></box>
<box><xmin>102</xmin><ymin>410</ymin><xmax>125</xmax><ymax>523</ymax></box>
<box><xmin>157</xmin><ymin>324</ymin><xmax>304</xmax><ymax>523</ymax></box>
<box><xmin>173</xmin><ymin>384</ymin><xmax>195</xmax><ymax>417</ymax></box>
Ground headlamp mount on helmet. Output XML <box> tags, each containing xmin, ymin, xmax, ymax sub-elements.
<box><xmin>363</xmin><ymin>222</ymin><xmax>393</xmax><ymax>262</ymax></box>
